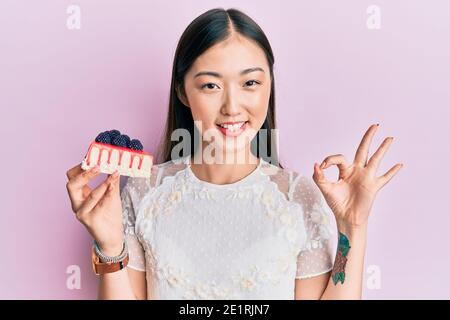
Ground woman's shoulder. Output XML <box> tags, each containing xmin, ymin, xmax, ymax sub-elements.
<box><xmin>260</xmin><ymin>160</ymin><xmax>331</xmax><ymax>227</ymax></box>
<box><xmin>260</xmin><ymin>159</ymin><xmax>319</xmax><ymax>204</ymax></box>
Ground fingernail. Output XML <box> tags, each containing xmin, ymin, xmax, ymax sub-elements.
<box><xmin>112</xmin><ymin>171</ymin><xmax>119</xmax><ymax>178</ymax></box>
<box><xmin>92</xmin><ymin>166</ymin><xmax>100</xmax><ymax>173</ymax></box>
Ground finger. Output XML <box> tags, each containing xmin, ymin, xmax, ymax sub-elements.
<box><xmin>114</xmin><ymin>172</ymin><xmax>121</xmax><ymax>192</ymax></box>
<box><xmin>66</xmin><ymin>163</ymin><xmax>84</xmax><ymax>180</ymax></box>
<box><xmin>97</xmin><ymin>173</ymin><xmax>120</xmax><ymax>208</ymax></box>
<box><xmin>320</xmin><ymin>154</ymin><xmax>350</xmax><ymax>180</ymax></box>
<box><xmin>367</xmin><ymin>137</ymin><xmax>394</xmax><ymax>172</ymax></box>
<box><xmin>354</xmin><ymin>124</ymin><xmax>379</xmax><ymax>167</ymax></box>
<box><xmin>66</xmin><ymin>166</ymin><xmax>101</xmax><ymax>211</ymax></box>
<box><xmin>67</xmin><ymin>165</ymin><xmax>101</xmax><ymax>192</ymax></box>
<box><xmin>376</xmin><ymin>163</ymin><xmax>403</xmax><ymax>189</ymax></box>
<box><xmin>108</xmin><ymin>171</ymin><xmax>121</xmax><ymax>197</ymax></box>
<box><xmin>313</xmin><ymin>162</ymin><xmax>331</xmax><ymax>186</ymax></box>
<box><xmin>76</xmin><ymin>172</ymin><xmax>118</xmax><ymax>219</ymax></box>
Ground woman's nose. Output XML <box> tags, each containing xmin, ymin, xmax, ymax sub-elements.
<box><xmin>222</xmin><ymin>89</ymin><xmax>241</xmax><ymax>116</ymax></box>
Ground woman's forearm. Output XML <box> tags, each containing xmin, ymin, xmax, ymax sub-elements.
<box><xmin>98</xmin><ymin>268</ymin><xmax>138</xmax><ymax>300</ymax></box>
<box><xmin>320</xmin><ymin>222</ymin><xmax>368</xmax><ymax>300</ymax></box>
<box><xmin>97</xmin><ymin>245</ymin><xmax>138</xmax><ymax>300</ymax></box>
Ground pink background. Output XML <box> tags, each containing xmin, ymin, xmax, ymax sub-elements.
<box><xmin>1</xmin><ymin>0</ymin><xmax>449</xmax><ymax>299</ymax></box>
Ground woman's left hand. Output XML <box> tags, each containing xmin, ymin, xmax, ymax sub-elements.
<box><xmin>312</xmin><ymin>124</ymin><xmax>403</xmax><ymax>230</ymax></box>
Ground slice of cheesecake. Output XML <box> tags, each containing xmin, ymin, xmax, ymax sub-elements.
<box><xmin>81</xmin><ymin>141</ymin><xmax>153</xmax><ymax>178</ymax></box>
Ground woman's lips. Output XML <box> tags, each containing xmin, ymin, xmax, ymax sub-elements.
<box><xmin>216</xmin><ymin>121</ymin><xmax>248</xmax><ymax>137</ymax></box>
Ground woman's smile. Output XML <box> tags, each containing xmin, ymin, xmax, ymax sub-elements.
<box><xmin>216</xmin><ymin>121</ymin><xmax>249</xmax><ymax>137</ymax></box>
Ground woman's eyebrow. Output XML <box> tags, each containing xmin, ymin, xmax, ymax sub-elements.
<box><xmin>194</xmin><ymin>67</ymin><xmax>265</xmax><ymax>79</ymax></box>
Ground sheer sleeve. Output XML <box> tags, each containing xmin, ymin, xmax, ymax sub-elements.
<box><xmin>290</xmin><ymin>173</ymin><xmax>335</xmax><ymax>279</ymax></box>
<box><xmin>121</xmin><ymin>168</ymin><xmax>157</xmax><ymax>272</ymax></box>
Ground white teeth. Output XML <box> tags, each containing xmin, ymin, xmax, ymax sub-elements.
<box><xmin>219</xmin><ymin>122</ymin><xmax>245</xmax><ymax>131</ymax></box>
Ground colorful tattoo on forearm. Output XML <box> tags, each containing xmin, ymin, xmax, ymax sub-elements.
<box><xmin>332</xmin><ymin>232</ymin><xmax>351</xmax><ymax>285</ymax></box>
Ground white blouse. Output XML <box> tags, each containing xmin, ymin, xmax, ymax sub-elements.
<box><xmin>120</xmin><ymin>155</ymin><xmax>335</xmax><ymax>299</ymax></box>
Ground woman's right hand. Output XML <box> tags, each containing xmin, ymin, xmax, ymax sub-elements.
<box><xmin>66</xmin><ymin>164</ymin><xmax>124</xmax><ymax>256</ymax></box>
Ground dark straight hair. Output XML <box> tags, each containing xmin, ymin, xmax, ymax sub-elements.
<box><xmin>156</xmin><ymin>8</ymin><xmax>283</xmax><ymax>168</ymax></box>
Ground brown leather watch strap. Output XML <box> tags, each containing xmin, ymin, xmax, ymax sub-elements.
<box><xmin>91</xmin><ymin>246</ymin><xmax>129</xmax><ymax>275</ymax></box>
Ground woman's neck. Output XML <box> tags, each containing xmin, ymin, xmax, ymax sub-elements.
<box><xmin>189</xmin><ymin>148</ymin><xmax>259</xmax><ymax>185</ymax></box>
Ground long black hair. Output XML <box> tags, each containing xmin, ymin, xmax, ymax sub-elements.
<box><xmin>157</xmin><ymin>8</ymin><xmax>282</xmax><ymax>168</ymax></box>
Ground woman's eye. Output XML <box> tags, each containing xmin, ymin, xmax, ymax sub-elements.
<box><xmin>244</xmin><ymin>80</ymin><xmax>260</xmax><ymax>87</ymax></box>
<box><xmin>201</xmin><ymin>81</ymin><xmax>260</xmax><ymax>90</ymax></box>
<box><xmin>201</xmin><ymin>83</ymin><xmax>219</xmax><ymax>90</ymax></box>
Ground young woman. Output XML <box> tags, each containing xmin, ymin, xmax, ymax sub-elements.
<box><xmin>65</xmin><ymin>8</ymin><xmax>402</xmax><ymax>300</ymax></box>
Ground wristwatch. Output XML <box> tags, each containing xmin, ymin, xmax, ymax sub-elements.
<box><xmin>91</xmin><ymin>246</ymin><xmax>129</xmax><ymax>275</ymax></box>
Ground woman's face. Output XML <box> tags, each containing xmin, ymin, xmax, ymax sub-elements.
<box><xmin>178</xmin><ymin>33</ymin><xmax>272</xmax><ymax>162</ymax></box>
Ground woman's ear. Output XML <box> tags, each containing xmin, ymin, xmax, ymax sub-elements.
<box><xmin>176</xmin><ymin>84</ymin><xmax>190</xmax><ymax>108</ymax></box>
